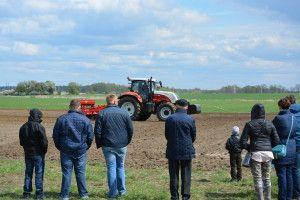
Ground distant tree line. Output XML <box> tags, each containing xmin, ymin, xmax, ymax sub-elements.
<box><xmin>15</xmin><ymin>81</ymin><xmax>56</xmax><ymax>95</ymax></box>
<box><xmin>1</xmin><ymin>81</ymin><xmax>300</xmax><ymax>95</ymax></box>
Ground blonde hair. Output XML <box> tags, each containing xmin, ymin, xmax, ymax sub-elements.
<box><xmin>106</xmin><ymin>94</ymin><xmax>118</xmax><ymax>104</ymax></box>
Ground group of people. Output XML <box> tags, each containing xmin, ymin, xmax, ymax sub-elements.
<box><xmin>226</xmin><ymin>95</ymin><xmax>300</xmax><ymax>200</ymax></box>
<box><xmin>19</xmin><ymin>94</ymin><xmax>196</xmax><ymax>200</ymax></box>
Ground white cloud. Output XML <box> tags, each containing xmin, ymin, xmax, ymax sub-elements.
<box><xmin>0</xmin><ymin>15</ymin><xmax>76</xmax><ymax>35</ymax></box>
<box><xmin>13</xmin><ymin>42</ymin><xmax>39</xmax><ymax>55</ymax></box>
<box><xmin>244</xmin><ymin>57</ymin><xmax>294</xmax><ymax>69</ymax></box>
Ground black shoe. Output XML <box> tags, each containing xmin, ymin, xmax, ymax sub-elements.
<box><xmin>23</xmin><ymin>193</ymin><xmax>30</xmax><ymax>199</ymax></box>
<box><xmin>36</xmin><ymin>195</ymin><xmax>44</xmax><ymax>200</ymax></box>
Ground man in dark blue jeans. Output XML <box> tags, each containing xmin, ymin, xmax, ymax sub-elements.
<box><xmin>165</xmin><ymin>99</ymin><xmax>197</xmax><ymax>200</ymax></box>
<box><xmin>19</xmin><ymin>109</ymin><xmax>48</xmax><ymax>199</ymax></box>
<box><xmin>53</xmin><ymin>99</ymin><xmax>94</xmax><ymax>200</ymax></box>
<box><xmin>94</xmin><ymin>94</ymin><xmax>133</xmax><ymax>198</ymax></box>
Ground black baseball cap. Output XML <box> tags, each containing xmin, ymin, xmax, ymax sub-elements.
<box><xmin>175</xmin><ymin>99</ymin><xmax>189</xmax><ymax>107</ymax></box>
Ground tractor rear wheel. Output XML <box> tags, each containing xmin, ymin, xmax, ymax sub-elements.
<box><xmin>119</xmin><ymin>97</ymin><xmax>141</xmax><ymax>120</ymax></box>
<box><xmin>156</xmin><ymin>102</ymin><xmax>176</xmax><ymax>121</ymax></box>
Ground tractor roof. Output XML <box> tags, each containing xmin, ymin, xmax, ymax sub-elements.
<box><xmin>128</xmin><ymin>77</ymin><xmax>157</xmax><ymax>82</ymax></box>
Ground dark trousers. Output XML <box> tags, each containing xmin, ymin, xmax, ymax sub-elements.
<box><xmin>275</xmin><ymin>164</ymin><xmax>293</xmax><ymax>200</ymax></box>
<box><xmin>23</xmin><ymin>155</ymin><xmax>45</xmax><ymax>197</ymax></box>
<box><xmin>230</xmin><ymin>153</ymin><xmax>242</xmax><ymax>180</ymax></box>
<box><xmin>168</xmin><ymin>159</ymin><xmax>192</xmax><ymax>200</ymax></box>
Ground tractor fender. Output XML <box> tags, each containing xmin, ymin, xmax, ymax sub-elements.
<box><xmin>119</xmin><ymin>92</ymin><xmax>143</xmax><ymax>104</ymax></box>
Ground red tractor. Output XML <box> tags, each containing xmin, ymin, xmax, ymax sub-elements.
<box><xmin>118</xmin><ymin>77</ymin><xmax>201</xmax><ymax>121</ymax></box>
<box><xmin>80</xmin><ymin>77</ymin><xmax>201</xmax><ymax>121</ymax></box>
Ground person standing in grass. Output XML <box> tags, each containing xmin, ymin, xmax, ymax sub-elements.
<box><xmin>165</xmin><ymin>99</ymin><xmax>197</xmax><ymax>200</ymax></box>
<box><xmin>19</xmin><ymin>109</ymin><xmax>48</xmax><ymax>200</ymax></box>
<box><xmin>225</xmin><ymin>126</ymin><xmax>242</xmax><ymax>181</ymax></box>
<box><xmin>287</xmin><ymin>95</ymin><xmax>300</xmax><ymax>199</ymax></box>
<box><xmin>240</xmin><ymin>104</ymin><xmax>280</xmax><ymax>200</ymax></box>
<box><xmin>273</xmin><ymin>98</ymin><xmax>297</xmax><ymax>200</ymax></box>
<box><xmin>53</xmin><ymin>99</ymin><xmax>94</xmax><ymax>200</ymax></box>
<box><xmin>94</xmin><ymin>94</ymin><xmax>133</xmax><ymax>199</ymax></box>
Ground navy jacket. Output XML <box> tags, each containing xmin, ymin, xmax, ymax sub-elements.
<box><xmin>272</xmin><ymin>109</ymin><xmax>297</xmax><ymax>165</ymax></box>
<box><xmin>165</xmin><ymin>109</ymin><xmax>196</xmax><ymax>160</ymax></box>
<box><xmin>94</xmin><ymin>105</ymin><xmax>133</xmax><ymax>148</ymax></box>
<box><xmin>290</xmin><ymin>104</ymin><xmax>300</xmax><ymax>151</ymax></box>
<box><xmin>53</xmin><ymin>110</ymin><xmax>94</xmax><ymax>157</ymax></box>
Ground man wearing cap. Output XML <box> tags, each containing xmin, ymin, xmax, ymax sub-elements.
<box><xmin>19</xmin><ymin>109</ymin><xmax>48</xmax><ymax>199</ymax></box>
<box><xmin>53</xmin><ymin>99</ymin><xmax>94</xmax><ymax>200</ymax></box>
<box><xmin>165</xmin><ymin>99</ymin><xmax>197</xmax><ymax>200</ymax></box>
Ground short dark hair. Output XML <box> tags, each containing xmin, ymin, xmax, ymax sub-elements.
<box><xmin>285</xmin><ymin>95</ymin><xmax>296</xmax><ymax>104</ymax></box>
<box><xmin>278</xmin><ymin>98</ymin><xmax>291</xmax><ymax>110</ymax></box>
<box><xmin>69</xmin><ymin>99</ymin><xmax>81</xmax><ymax>109</ymax></box>
<box><xmin>175</xmin><ymin>99</ymin><xmax>189</xmax><ymax>107</ymax></box>
<box><xmin>106</xmin><ymin>94</ymin><xmax>117</xmax><ymax>104</ymax></box>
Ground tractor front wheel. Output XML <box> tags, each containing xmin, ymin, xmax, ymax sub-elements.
<box><xmin>119</xmin><ymin>97</ymin><xmax>141</xmax><ymax>120</ymax></box>
<box><xmin>156</xmin><ymin>102</ymin><xmax>176</xmax><ymax>121</ymax></box>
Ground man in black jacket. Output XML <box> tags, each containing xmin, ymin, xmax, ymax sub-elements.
<box><xmin>94</xmin><ymin>94</ymin><xmax>133</xmax><ymax>198</ymax></box>
<box><xmin>19</xmin><ymin>109</ymin><xmax>48</xmax><ymax>199</ymax></box>
<box><xmin>165</xmin><ymin>99</ymin><xmax>196</xmax><ymax>200</ymax></box>
<box><xmin>226</xmin><ymin>126</ymin><xmax>242</xmax><ymax>181</ymax></box>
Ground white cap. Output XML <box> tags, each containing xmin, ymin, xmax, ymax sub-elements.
<box><xmin>232</xmin><ymin>126</ymin><xmax>240</xmax><ymax>134</ymax></box>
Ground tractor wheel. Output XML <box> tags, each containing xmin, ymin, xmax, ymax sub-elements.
<box><xmin>137</xmin><ymin>113</ymin><xmax>151</xmax><ymax>121</ymax></box>
<box><xmin>156</xmin><ymin>102</ymin><xmax>176</xmax><ymax>121</ymax></box>
<box><xmin>119</xmin><ymin>96</ymin><xmax>141</xmax><ymax>120</ymax></box>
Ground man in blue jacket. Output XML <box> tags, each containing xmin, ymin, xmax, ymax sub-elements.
<box><xmin>53</xmin><ymin>99</ymin><xmax>94</xmax><ymax>200</ymax></box>
<box><xmin>165</xmin><ymin>99</ymin><xmax>197</xmax><ymax>200</ymax></box>
<box><xmin>289</xmin><ymin>95</ymin><xmax>300</xmax><ymax>199</ymax></box>
<box><xmin>94</xmin><ymin>94</ymin><xmax>133</xmax><ymax>199</ymax></box>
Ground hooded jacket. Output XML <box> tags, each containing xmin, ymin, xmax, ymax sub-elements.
<box><xmin>19</xmin><ymin>109</ymin><xmax>48</xmax><ymax>156</ymax></box>
<box><xmin>226</xmin><ymin>131</ymin><xmax>241</xmax><ymax>153</ymax></box>
<box><xmin>290</xmin><ymin>104</ymin><xmax>300</xmax><ymax>151</ymax></box>
<box><xmin>272</xmin><ymin>109</ymin><xmax>297</xmax><ymax>165</ymax></box>
<box><xmin>240</xmin><ymin>104</ymin><xmax>280</xmax><ymax>152</ymax></box>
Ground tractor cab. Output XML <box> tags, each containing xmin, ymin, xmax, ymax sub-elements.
<box><xmin>128</xmin><ymin>77</ymin><xmax>161</xmax><ymax>101</ymax></box>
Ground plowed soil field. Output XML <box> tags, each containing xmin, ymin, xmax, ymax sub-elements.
<box><xmin>0</xmin><ymin>109</ymin><xmax>276</xmax><ymax>170</ymax></box>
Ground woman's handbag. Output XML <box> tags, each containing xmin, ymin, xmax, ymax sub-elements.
<box><xmin>272</xmin><ymin>116</ymin><xmax>294</xmax><ymax>159</ymax></box>
<box><xmin>242</xmin><ymin>152</ymin><xmax>251</xmax><ymax>167</ymax></box>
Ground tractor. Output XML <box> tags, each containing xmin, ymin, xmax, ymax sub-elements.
<box><xmin>80</xmin><ymin>77</ymin><xmax>201</xmax><ymax>121</ymax></box>
<box><xmin>118</xmin><ymin>77</ymin><xmax>201</xmax><ymax>121</ymax></box>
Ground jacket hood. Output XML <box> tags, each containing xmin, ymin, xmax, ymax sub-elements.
<box><xmin>28</xmin><ymin>109</ymin><xmax>43</xmax><ymax>123</ymax></box>
<box><xmin>290</xmin><ymin>103</ymin><xmax>300</xmax><ymax>114</ymax></box>
<box><xmin>251</xmin><ymin>104</ymin><xmax>265</xmax><ymax>120</ymax></box>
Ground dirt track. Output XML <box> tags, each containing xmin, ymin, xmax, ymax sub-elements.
<box><xmin>0</xmin><ymin>109</ymin><xmax>277</xmax><ymax>170</ymax></box>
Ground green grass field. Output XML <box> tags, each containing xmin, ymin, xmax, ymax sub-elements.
<box><xmin>0</xmin><ymin>93</ymin><xmax>299</xmax><ymax>113</ymax></box>
<box><xmin>0</xmin><ymin>158</ymin><xmax>279</xmax><ymax>200</ymax></box>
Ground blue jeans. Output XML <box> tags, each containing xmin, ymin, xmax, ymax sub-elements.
<box><xmin>23</xmin><ymin>155</ymin><xmax>45</xmax><ymax>197</ymax></box>
<box><xmin>102</xmin><ymin>147</ymin><xmax>127</xmax><ymax>198</ymax></box>
<box><xmin>275</xmin><ymin>164</ymin><xmax>293</xmax><ymax>200</ymax></box>
<box><xmin>60</xmin><ymin>152</ymin><xmax>88</xmax><ymax>199</ymax></box>
<box><xmin>295</xmin><ymin>153</ymin><xmax>300</xmax><ymax>198</ymax></box>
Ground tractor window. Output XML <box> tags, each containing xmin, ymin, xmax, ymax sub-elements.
<box><xmin>131</xmin><ymin>81</ymin><xmax>144</xmax><ymax>93</ymax></box>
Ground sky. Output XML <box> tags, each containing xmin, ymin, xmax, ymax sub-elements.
<box><xmin>0</xmin><ymin>0</ymin><xmax>299</xmax><ymax>89</ymax></box>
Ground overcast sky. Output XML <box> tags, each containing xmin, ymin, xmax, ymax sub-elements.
<box><xmin>0</xmin><ymin>0</ymin><xmax>299</xmax><ymax>89</ymax></box>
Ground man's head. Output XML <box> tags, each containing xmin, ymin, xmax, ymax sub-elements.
<box><xmin>106</xmin><ymin>94</ymin><xmax>118</xmax><ymax>105</ymax></box>
<box><xmin>285</xmin><ymin>95</ymin><xmax>296</xmax><ymax>105</ymax></box>
<box><xmin>69</xmin><ymin>99</ymin><xmax>81</xmax><ymax>111</ymax></box>
<box><xmin>175</xmin><ymin>99</ymin><xmax>189</xmax><ymax>110</ymax></box>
